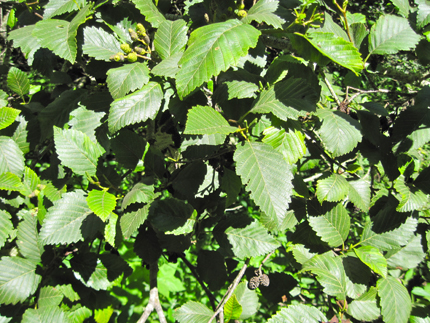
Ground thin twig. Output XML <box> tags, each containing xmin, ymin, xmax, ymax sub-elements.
<box><xmin>257</xmin><ymin>251</ymin><xmax>275</xmax><ymax>275</ymax></box>
<box><xmin>179</xmin><ymin>254</ymin><xmax>217</xmax><ymax>311</ymax></box>
<box><xmin>208</xmin><ymin>259</ymin><xmax>250</xmax><ymax>323</ymax></box>
<box><xmin>137</xmin><ymin>262</ymin><xmax>167</xmax><ymax>323</ymax></box>
<box><xmin>323</xmin><ymin>73</ymin><xmax>341</xmax><ymax>106</ymax></box>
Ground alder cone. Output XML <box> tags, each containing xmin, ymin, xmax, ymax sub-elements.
<box><xmin>259</xmin><ymin>274</ymin><xmax>270</xmax><ymax>287</ymax></box>
<box><xmin>248</xmin><ymin>276</ymin><xmax>260</xmax><ymax>290</ymax></box>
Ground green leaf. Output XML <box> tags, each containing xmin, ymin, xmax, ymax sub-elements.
<box><xmin>234</xmin><ymin>141</ymin><xmax>293</xmax><ymax>223</ymax></box>
<box><xmin>250</xmin><ymin>78</ymin><xmax>318</xmax><ymax>121</ymax></box>
<box><xmin>394</xmin><ymin>177</ymin><xmax>428</xmax><ymax>212</ymax></box>
<box><xmin>106</xmin><ymin>63</ymin><xmax>150</xmax><ymax>100</ymax></box>
<box><xmin>122</xmin><ymin>183</ymin><xmax>156</xmax><ymax>209</ymax></box>
<box><xmin>224</xmin><ymin>294</ymin><xmax>242</xmax><ymax>321</ymax></box>
<box><xmin>316</xmin><ymin>110</ymin><xmax>362</xmax><ymax>157</ymax></box>
<box><xmin>111</xmin><ymin>129</ymin><xmax>146</xmax><ymax>169</ymax></box>
<box><xmin>0</xmin><ymin>172</ymin><xmax>23</xmax><ymax>191</ymax></box>
<box><xmin>108</xmin><ymin>82</ymin><xmax>163</xmax><ymax>133</ymax></box>
<box><xmin>348</xmin><ymin>179</ymin><xmax>371</xmax><ymax>211</ymax></box>
<box><xmin>32</xmin><ymin>5</ymin><xmax>91</xmax><ymax>63</ymax></box>
<box><xmin>233</xmin><ymin>282</ymin><xmax>258</xmax><ymax>319</ymax></box>
<box><xmin>184</xmin><ymin>105</ymin><xmax>237</xmax><ymax>135</ymax></box>
<box><xmin>347</xmin><ymin>287</ymin><xmax>380</xmax><ymax>321</ymax></box>
<box><xmin>242</xmin><ymin>0</ymin><xmax>285</xmax><ymax>29</ymax></box>
<box><xmin>151</xmin><ymin>52</ymin><xmax>182</xmax><ymax>78</ymax></box>
<box><xmin>17</xmin><ymin>211</ymin><xmax>43</xmax><ymax>263</ymax></box>
<box><xmin>120</xmin><ymin>206</ymin><xmax>149</xmax><ymax>239</ymax></box>
<box><xmin>43</xmin><ymin>0</ymin><xmax>86</xmax><ymax>19</ymax></box>
<box><xmin>20</xmin><ymin>167</ymin><xmax>41</xmax><ymax>197</ymax></box>
<box><xmin>369</xmin><ymin>15</ymin><xmax>421</xmax><ymax>55</ymax></box>
<box><xmin>316</xmin><ymin>174</ymin><xmax>349</xmax><ymax>203</ymax></box>
<box><xmin>417</xmin><ymin>2</ymin><xmax>430</xmax><ymax>28</ymax></box>
<box><xmin>360</xmin><ymin>217</ymin><xmax>418</xmax><ymax>250</ymax></box>
<box><xmin>391</xmin><ymin>0</ymin><xmax>411</xmax><ymax>17</ymax></box>
<box><xmin>54</xmin><ymin>127</ymin><xmax>105</xmax><ymax>176</ymax></box>
<box><xmin>221</xmin><ymin>168</ymin><xmax>242</xmax><ymax>207</ymax></box>
<box><xmin>377</xmin><ymin>276</ymin><xmax>412</xmax><ymax>323</ymax></box>
<box><xmin>385</xmin><ymin>234</ymin><xmax>425</xmax><ymax>270</ymax></box>
<box><xmin>267</xmin><ymin>304</ymin><xmax>327</xmax><ymax>323</ymax></box>
<box><xmin>154</xmin><ymin>19</ymin><xmax>188</xmax><ymax>60</ymax></box>
<box><xmin>83</xmin><ymin>26</ymin><xmax>122</xmax><ymax>61</ymax></box>
<box><xmin>94</xmin><ymin>307</ymin><xmax>114</xmax><ymax>323</ymax></box>
<box><xmin>176</xmin><ymin>20</ymin><xmax>260</xmax><ymax>99</ymax></box>
<box><xmin>319</xmin><ymin>13</ymin><xmax>349</xmax><ymax>41</ymax></box>
<box><xmin>262</xmin><ymin>126</ymin><xmax>306</xmax><ymax>165</ymax></box>
<box><xmin>38</xmin><ymin>286</ymin><xmax>63</xmax><ymax>308</ymax></box>
<box><xmin>0</xmin><ymin>107</ymin><xmax>19</xmax><ymax>132</ymax></box>
<box><xmin>0</xmin><ymin>210</ymin><xmax>12</xmax><ymax>249</ymax></box>
<box><xmin>308</xmin><ymin>203</ymin><xmax>350</xmax><ymax>247</ymax></box>
<box><xmin>173</xmin><ymin>301</ymin><xmax>214</xmax><ymax>323</ymax></box>
<box><xmin>69</xmin><ymin>106</ymin><xmax>105</xmax><ymax>143</ymax></box>
<box><xmin>22</xmin><ymin>306</ymin><xmax>69</xmax><ymax>323</ymax></box>
<box><xmin>148</xmin><ymin>198</ymin><xmax>194</xmax><ymax>232</ymax></box>
<box><xmin>302</xmin><ymin>252</ymin><xmax>347</xmax><ymax>299</ymax></box>
<box><xmin>87</xmin><ymin>190</ymin><xmax>116</xmax><ymax>221</ymax></box>
<box><xmin>354</xmin><ymin>245</ymin><xmax>387</xmax><ymax>278</ymax></box>
<box><xmin>40</xmin><ymin>191</ymin><xmax>92</xmax><ymax>244</ymax></box>
<box><xmin>223</xmin><ymin>80</ymin><xmax>259</xmax><ymax>100</ymax></box>
<box><xmin>0</xmin><ymin>136</ymin><xmax>24</xmax><ymax>176</ymax></box>
<box><xmin>225</xmin><ymin>221</ymin><xmax>280</xmax><ymax>258</ymax></box>
<box><xmin>8</xmin><ymin>25</ymin><xmax>41</xmax><ymax>63</ymax></box>
<box><xmin>0</xmin><ymin>257</ymin><xmax>41</xmax><ymax>305</ymax></box>
<box><xmin>296</xmin><ymin>31</ymin><xmax>363</xmax><ymax>75</ymax></box>
<box><xmin>12</xmin><ymin>116</ymin><xmax>29</xmax><ymax>154</ymax></box>
<box><xmin>7</xmin><ymin>67</ymin><xmax>29</xmax><ymax>98</ymax></box>
<box><xmin>104</xmin><ymin>213</ymin><xmax>118</xmax><ymax>247</ymax></box>
<box><xmin>131</xmin><ymin>0</ymin><xmax>166</xmax><ymax>28</ymax></box>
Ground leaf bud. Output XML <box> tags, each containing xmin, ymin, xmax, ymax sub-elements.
<box><xmin>129</xmin><ymin>28</ymin><xmax>139</xmax><ymax>41</ymax></box>
<box><xmin>134</xmin><ymin>46</ymin><xmax>146</xmax><ymax>55</ymax></box>
<box><xmin>136</xmin><ymin>23</ymin><xmax>146</xmax><ymax>34</ymax></box>
<box><xmin>120</xmin><ymin>43</ymin><xmax>132</xmax><ymax>54</ymax></box>
<box><xmin>127</xmin><ymin>52</ymin><xmax>138</xmax><ymax>62</ymax></box>
<box><xmin>237</xmin><ymin>9</ymin><xmax>247</xmax><ymax>17</ymax></box>
<box><xmin>138</xmin><ymin>32</ymin><xmax>151</xmax><ymax>45</ymax></box>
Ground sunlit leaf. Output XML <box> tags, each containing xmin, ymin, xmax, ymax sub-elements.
<box><xmin>7</xmin><ymin>67</ymin><xmax>29</xmax><ymax>98</ymax></box>
<box><xmin>184</xmin><ymin>105</ymin><xmax>237</xmax><ymax>135</ymax></box>
<box><xmin>87</xmin><ymin>190</ymin><xmax>116</xmax><ymax>221</ymax></box>
<box><xmin>173</xmin><ymin>301</ymin><xmax>214</xmax><ymax>323</ymax></box>
<box><xmin>377</xmin><ymin>276</ymin><xmax>411</xmax><ymax>323</ymax></box>
<box><xmin>131</xmin><ymin>0</ymin><xmax>166</xmax><ymax>28</ymax></box>
<box><xmin>154</xmin><ymin>19</ymin><xmax>188</xmax><ymax>60</ymax></box>
<box><xmin>354</xmin><ymin>245</ymin><xmax>387</xmax><ymax>278</ymax></box>
<box><xmin>106</xmin><ymin>63</ymin><xmax>150</xmax><ymax>100</ymax></box>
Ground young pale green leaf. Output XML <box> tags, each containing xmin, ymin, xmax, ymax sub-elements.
<box><xmin>347</xmin><ymin>287</ymin><xmax>380</xmax><ymax>321</ymax></box>
<box><xmin>262</xmin><ymin>127</ymin><xmax>306</xmax><ymax>165</ymax></box>
<box><xmin>104</xmin><ymin>213</ymin><xmax>118</xmax><ymax>247</ymax></box>
<box><xmin>184</xmin><ymin>105</ymin><xmax>237</xmax><ymax>135</ymax></box>
<box><xmin>250</xmin><ymin>77</ymin><xmax>318</xmax><ymax>121</ymax></box>
<box><xmin>7</xmin><ymin>67</ymin><xmax>29</xmax><ymax>98</ymax></box>
<box><xmin>43</xmin><ymin>0</ymin><xmax>86</xmax><ymax>19</ymax></box>
<box><xmin>40</xmin><ymin>191</ymin><xmax>92</xmax><ymax>244</ymax></box>
<box><xmin>302</xmin><ymin>252</ymin><xmax>347</xmax><ymax>300</ymax></box>
<box><xmin>22</xmin><ymin>305</ymin><xmax>68</xmax><ymax>323</ymax></box>
<box><xmin>83</xmin><ymin>26</ymin><xmax>122</xmax><ymax>61</ymax></box>
<box><xmin>0</xmin><ymin>257</ymin><xmax>41</xmax><ymax>305</ymax></box>
<box><xmin>224</xmin><ymin>294</ymin><xmax>242</xmax><ymax>321</ymax></box>
<box><xmin>7</xmin><ymin>25</ymin><xmax>41</xmax><ymax>63</ymax></box>
<box><xmin>176</xmin><ymin>20</ymin><xmax>260</xmax><ymax>99</ymax></box>
<box><xmin>296</xmin><ymin>31</ymin><xmax>363</xmax><ymax>75</ymax></box>
<box><xmin>17</xmin><ymin>211</ymin><xmax>43</xmax><ymax>263</ymax></box>
<box><xmin>0</xmin><ymin>107</ymin><xmax>19</xmax><ymax>131</ymax></box>
<box><xmin>69</xmin><ymin>106</ymin><xmax>105</xmax><ymax>143</ymax></box>
<box><xmin>0</xmin><ymin>137</ymin><xmax>24</xmax><ymax>176</ymax></box>
<box><xmin>225</xmin><ymin>221</ymin><xmax>280</xmax><ymax>258</ymax></box>
<box><xmin>360</xmin><ymin>217</ymin><xmax>418</xmax><ymax>251</ymax></box>
<box><xmin>234</xmin><ymin>282</ymin><xmax>258</xmax><ymax>319</ymax></box>
<box><xmin>20</xmin><ymin>167</ymin><xmax>40</xmax><ymax>197</ymax></box>
<box><xmin>316</xmin><ymin>110</ymin><xmax>362</xmax><ymax>157</ymax></box>
<box><xmin>122</xmin><ymin>183</ymin><xmax>156</xmax><ymax>209</ymax></box>
<box><xmin>38</xmin><ymin>286</ymin><xmax>63</xmax><ymax>308</ymax></box>
<box><xmin>394</xmin><ymin>178</ymin><xmax>428</xmax><ymax>212</ymax></box>
<box><xmin>0</xmin><ymin>210</ymin><xmax>12</xmax><ymax>249</ymax></box>
<box><xmin>86</xmin><ymin>190</ymin><xmax>116</xmax><ymax>221</ymax></box>
<box><xmin>308</xmin><ymin>203</ymin><xmax>350</xmax><ymax>247</ymax></box>
<box><xmin>131</xmin><ymin>0</ymin><xmax>166</xmax><ymax>28</ymax></box>
<box><xmin>385</xmin><ymin>235</ymin><xmax>425</xmax><ymax>270</ymax></box>
<box><xmin>267</xmin><ymin>304</ymin><xmax>327</xmax><ymax>323</ymax></box>
<box><xmin>0</xmin><ymin>172</ymin><xmax>22</xmax><ymax>192</ymax></box>
<box><xmin>377</xmin><ymin>276</ymin><xmax>412</xmax><ymax>323</ymax></box>
<box><xmin>120</xmin><ymin>205</ymin><xmax>149</xmax><ymax>239</ymax></box>
<box><xmin>173</xmin><ymin>301</ymin><xmax>214</xmax><ymax>323</ymax></box>
<box><xmin>369</xmin><ymin>15</ymin><xmax>421</xmax><ymax>55</ymax></box>
<box><xmin>348</xmin><ymin>179</ymin><xmax>371</xmax><ymax>211</ymax></box>
<box><xmin>354</xmin><ymin>245</ymin><xmax>387</xmax><ymax>278</ymax></box>
<box><xmin>154</xmin><ymin>19</ymin><xmax>188</xmax><ymax>60</ymax></box>
<box><xmin>54</xmin><ymin>127</ymin><xmax>105</xmax><ymax>176</ymax></box>
<box><xmin>108</xmin><ymin>82</ymin><xmax>163</xmax><ymax>133</ymax></box>
<box><xmin>43</xmin><ymin>182</ymin><xmax>66</xmax><ymax>203</ymax></box>
<box><xmin>32</xmin><ymin>5</ymin><xmax>90</xmax><ymax>63</ymax></box>
<box><xmin>106</xmin><ymin>63</ymin><xmax>150</xmax><ymax>100</ymax></box>
<box><xmin>234</xmin><ymin>141</ymin><xmax>293</xmax><ymax>224</ymax></box>
<box><xmin>316</xmin><ymin>174</ymin><xmax>349</xmax><ymax>203</ymax></box>
<box><xmin>241</xmin><ymin>0</ymin><xmax>285</xmax><ymax>29</ymax></box>
<box><xmin>94</xmin><ymin>307</ymin><xmax>114</xmax><ymax>323</ymax></box>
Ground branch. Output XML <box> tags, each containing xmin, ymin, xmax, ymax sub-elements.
<box><xmin>208</xmin><ymin>258</ymin><xmax>250</xmax><ymax>323</ymax></box>
<box><xmin>178</xmin><ymin>254</ymin><xmax>217</xmax><ymax>311</ymax></box>
<box><xmin>137</xmin><ymin>262</ymin><xmax>167</xmax><ymax>323</ymax></box>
